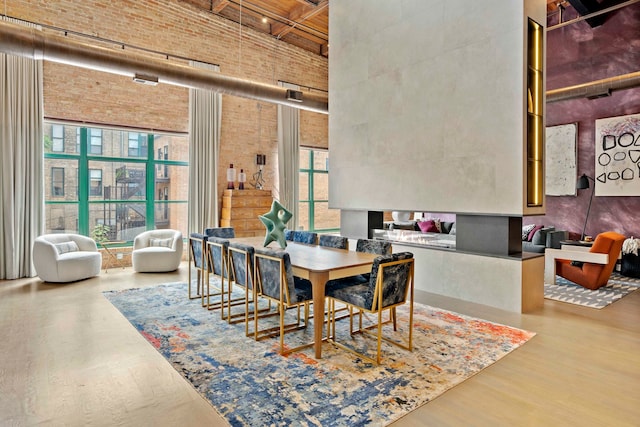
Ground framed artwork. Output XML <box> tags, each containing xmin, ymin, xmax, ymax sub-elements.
<box><xmin>595</xmin><ymin>113</ymin><xmax>640</xmax><ymax>196</ymax></box>
<box><xmin>545</xmin><ymin>123</ymin><xmax>577</xmax><ymax>196</ymax></box>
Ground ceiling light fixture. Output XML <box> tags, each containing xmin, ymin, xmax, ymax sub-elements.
<box><xmin>132</xmin><ymin>73</ymin><xmax>158</xmax><ymax>86</ymax></box>
<box><xmin>286</xmin><ymin>89</ymin><xmax>303</xmax><ymax>102</ymax></box>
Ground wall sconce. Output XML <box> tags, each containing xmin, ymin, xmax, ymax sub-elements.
<box><xmin>132</xmin><ymin>73</ymin><xmax>158</xmax><ymax>86</ymax></box>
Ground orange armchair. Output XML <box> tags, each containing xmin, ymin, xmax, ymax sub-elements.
<box><xmin>544</xmin><ymin>231</ymin><xmax>626</xmax><ymax>290</ymax></box>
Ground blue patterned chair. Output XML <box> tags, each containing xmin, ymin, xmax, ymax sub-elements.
<box><xmin>285</xmin><ymin>230</ymin><xmax>318</xmax><ymax>245</ymax></box>
<box><xmin>187</xmin><ymin>227</ymin><xmax>236</xmax><ymax>301</ymax></box>
<box><xmin>326</xmin><ymin>252</ymin><xmax>414</xmax><ymax>365</ymax></box>
<box><xmin>204</xmin><ymin>236</ymin><xmax>237</xmax><ymax>316</ymax></box>
<box><xmin>356</xmin><ymin>238</ymin><xmax>391</xmax><ymax>255</ymax></box>
<box><xmin>226</xmin><ymin>241</ymin><xmax>266</xmax><ymax>334</ymax></box>
<box><xmin>205</xmin><ymin>227</ymin><xmax>236</xmax><ymax>239</ymax></box>
<box><xmin>253</xmin><ymin>247</ymin><xmax>314</xmax><ymax>355</ymax></box>
<box><xmin>188</xmin><ymin>233</ymin><xmax>208</xmax><ymax>300</ymax></box>
<box><xmin>324</xmin><ymin>239</ymin><xmax>391</xmax><ymax>293</ymax></box>
<box><xmin>319</xmin><ymin>234</ymin><xmax>349</xmax><ymax>250</ymax></box>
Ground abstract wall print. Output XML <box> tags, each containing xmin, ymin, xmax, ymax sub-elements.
<box><xmin>595</xmin><ymin>113</ymin><xmax>640</xmax><ymax>196</ymax></box>
<box><xmin>545</xmin><ymin>123</ymin><xmax>577</xmax><ymax>196</ymax></box>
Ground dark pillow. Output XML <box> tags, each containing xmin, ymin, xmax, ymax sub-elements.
<box><xmin>441</xmin><ymin>221</ymin><xmax>454</xmax><ymax>234</ymax></box>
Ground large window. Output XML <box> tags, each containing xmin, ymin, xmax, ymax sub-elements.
<box><xmin>44</xmin><ymin>123</ymin><xmax>189</xmax><ymax>242</ymax></box>
<box><xmin>298</xmin><ymin>148</ymin><xmax>339</xmax><ymax>232</ymax></box>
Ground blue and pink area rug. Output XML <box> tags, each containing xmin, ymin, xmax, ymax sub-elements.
<box><xmin>104</xmin><ymin>282</ymin><xmax>535</xmax><ymax>426</ymax></box>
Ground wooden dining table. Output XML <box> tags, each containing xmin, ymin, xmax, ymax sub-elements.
<box><xmin>232</xmin><ymin>237</ymin><xmax>379</xmax><ymax>358</ymax></box>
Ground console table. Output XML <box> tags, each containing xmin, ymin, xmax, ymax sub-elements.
<box><xmin>560</xmin><ymin>240</ymin><xmax>594</xmax><ymax>248</ymax></box>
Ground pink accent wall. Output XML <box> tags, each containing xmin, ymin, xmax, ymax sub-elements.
<box><xmin>526</xmin><ymin>4</ymin><xmax>640</xmax><ymax>238</ymax></box>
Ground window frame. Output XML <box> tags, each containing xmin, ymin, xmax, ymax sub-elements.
<box><xmin>44</xmin><ymin>122</ymin><xmax>188</xmax><ymax>242</ymax></box>
<box><xmin>51</xmin><ymin>166</ymin><xmax>65</xmax><ymax>196</ymax></box>
<box><xmin>299</xmin><ymin>148</ymin><xmax>338</xmax><ymax>233</ymax></box>
<box><xmin>51</xmin><ymin>124</ymin><xmax>64</xmax><ymax>152</ymax></box>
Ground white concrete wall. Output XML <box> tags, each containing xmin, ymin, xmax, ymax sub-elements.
<box><xmin>329</xmin><ymin>0</ymin><xmax>546</xmax><ymax>216</ymax></box>
<box><xmin>393</xmin><ymin>243</ymin><xmax>543</xmax><ymax>313</ymax></box>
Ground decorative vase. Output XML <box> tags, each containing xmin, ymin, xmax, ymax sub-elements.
<box><xmin>227</xmin><ymin>164</ymin><xmax>236</xmax><ymax>190</ymax></box>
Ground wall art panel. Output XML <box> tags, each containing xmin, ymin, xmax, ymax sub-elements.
<box><xmin>545</xmin><ymin>123</ymin><xmax>577</xmax><ymax>196</ymax></box>
<box><xmin>595</xmin><ymin>113</ymin><xmax>640</xmax><ymax>196</ymax></box>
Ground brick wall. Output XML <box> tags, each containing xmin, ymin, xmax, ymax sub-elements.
<box><xmin>8</xmin><ymin>0</ymin><xmax>328</xmax><ymax>221</ymax></box>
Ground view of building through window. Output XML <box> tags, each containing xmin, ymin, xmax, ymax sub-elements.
<box><xmin>298</xmin><ymin>148</ymin><xmax>339</xmax><ymax>232</ymax></box>
<box><xmin>43</xmin><ymin>123</ymin><xmax>189</xmax><ymax>243</ymax></box>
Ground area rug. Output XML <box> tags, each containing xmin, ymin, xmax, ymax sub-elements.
<box><xmin>103</xmin><ymin>281</ymin><xmax>535</xmax><ymax>427</ymax></box>
<box><xmin>544</xmin><ymin>273</ymin><xmax>639</xmax><ymax>309</ymax></box>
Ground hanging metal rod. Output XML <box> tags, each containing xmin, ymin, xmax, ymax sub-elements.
<box><xmin>547</xmin><ymin>70</ymin><xmax>640</xmax><ymax>102</ymax></box>
<box><xmin>0</xmin><ymin>20</ymin><xmax>329</xmax><ymax>114</ymax></box>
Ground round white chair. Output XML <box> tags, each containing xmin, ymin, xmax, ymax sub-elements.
<box><xmin>132</xmin><ymin>229</ymin><xmax>183</xmax><ymax>273</ymax></box>
<box><xmin>32</xmin><ymin>233</ymin><xmax>102</xmax><ymax>283</ymax></box>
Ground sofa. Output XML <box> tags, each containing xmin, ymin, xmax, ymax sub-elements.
<box><xmin>386</xmin><ymin>219</ymin><xmax>456</xmax><ymax>235</ymax></box>
<box><xmin>32</xmin><ymin>233</ymin><xmax>102</xmax><ymax>283</ymax></box>
<box><xmin>522</xmin><ymin>226</ymin><xmax>568</xmax><ymax>253</ymax></box>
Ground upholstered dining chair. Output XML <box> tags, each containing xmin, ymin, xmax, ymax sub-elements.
<box><xmin>205</xmin><ymin>236</ymin><xmax>245</xmax><ymax>317</ymax></box>
<box><xmin>205</xmin><ymin>227</ymin><xmax>235</xmax><ymax>239</ymax></box>
<box><xmin>187</xmin><ymin>227</ymin><xmax>236</xmax><ymax>300</ymax></box>
<box><xmin>226</xmin><ymin>241</ymin><xmax>271</xmax><ymax>334</ymax></box>
<box><xmin>545</xmin><ymin>231</ymin><xmax>626</xmax><ymax>290</ymax></box>
<box><xmin>324</xmin><ymin>238</ymin><xmax>393</xmax><ymax>291</ymax></box>
<box><xmin>319</xmin><ymin>234</ymin><xmax>349</xmax><ymax>250</ymax></box>
<box><xmin>285</xmin><ymin>230</ymin><xmax>318</xmax><ymax>245</ymax></box>
<box><xmin>355</xmin><ymin>238</ymin><xmax>392</xmax><ymax>255</ymax></box>
<box><xmin>326</xmin><ymin>252</ymin><xmax>414</xmax><ymax>365</ymax></box>
<box><xmin>188</xmin><ymin>233</ymin><xmax>208</xmax><ymax>300</ymax></box>
<box><xmin>253</xmin><ymin>247</ymin><xmax>314</xmax><ymax>355</ymax></box>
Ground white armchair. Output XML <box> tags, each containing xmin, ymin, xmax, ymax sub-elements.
<box><xmin>132</xmin><ymin>229</ymin><xmax>183</xmax><ymax>273</ymax></box>
<box><xmin>32</xmin><ymin>233</ymin><xmax>102</xmax><ymax>283</ymax></box>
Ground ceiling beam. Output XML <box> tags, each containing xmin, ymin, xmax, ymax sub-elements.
<box><xmin>271</xmin><ymin>1</ymin><xmax>328</xmax><ymax>40</ymax></box>
<box><xmin>211</xmin><ymin>0</ymin><xmax>231</xmax><ymax>13</ymax></box>
<box><xmin>567</xmin><ymin>0</ymin><xmax>619</xmax><ymax>27</ymax></box>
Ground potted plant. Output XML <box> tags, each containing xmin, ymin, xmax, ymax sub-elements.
<box><xmin>91</xmin><ymin>224</ymin><xmax>111</xmax><ymax>247</ymax></box>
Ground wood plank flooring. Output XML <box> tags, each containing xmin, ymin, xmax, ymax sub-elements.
<box><xmin>1</xmin><ymin>263</ymin><xmax>639</xmax><ymax>426</ymax></box>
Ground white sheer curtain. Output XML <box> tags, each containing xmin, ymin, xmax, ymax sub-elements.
<box><xmin>277</xmin><ymin>82</ymin><xmax>300</xmax><ymax>229</ymax></box>
<box><xmin>0</xmin><ymin>18</ymin><xmax>44</xmax><ymax>279</ymax></box>
<box><xmin>188</xmin><ymin>62</ymin><xmax>222</xmax><ymax>234</ymax></box>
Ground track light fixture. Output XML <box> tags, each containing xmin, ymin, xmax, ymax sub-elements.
<box><xmin>132</xmin><ymin>73</ymin><xmax>158</xmax><ymax>86</ymax></box>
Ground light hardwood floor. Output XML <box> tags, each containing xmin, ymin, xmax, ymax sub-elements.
<box><xmin>1</xmin><ymin>263</ymin><xmax>639</xmax><ymax>426</ymax></box>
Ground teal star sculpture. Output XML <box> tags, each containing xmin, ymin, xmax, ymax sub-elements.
<box><xmin>259</xmin><ymin>200</ymin><xmax>292</xmax><ymax>249</ymax></box>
